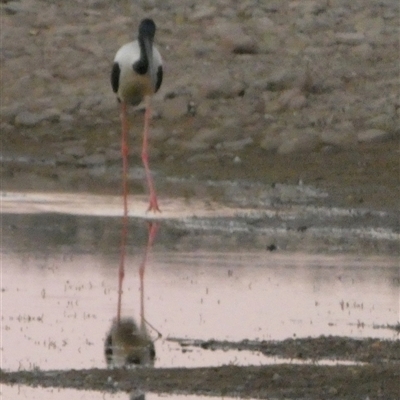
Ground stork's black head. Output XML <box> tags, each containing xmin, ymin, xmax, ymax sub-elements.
<box><xmin>138</xmin><ymin>18</ymin><xmax>156</xmax><ymax>41</ymax></box>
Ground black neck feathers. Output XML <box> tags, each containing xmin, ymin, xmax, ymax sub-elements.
<box><xmin>134</xmin><ymin>19</ymin><xmax>156</xmax><ymax>75</ymax></box>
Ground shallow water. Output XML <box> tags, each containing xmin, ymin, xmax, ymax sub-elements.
<box><xmin>1</xmin><ymin>385</ymin><xmax>253</xmax><ymax>400</ymax></box>
<box><xmin>1</xmin><ymin>192</ymin><xmax>399</xmax><ymax>373</ymax></box>
<box><xmin>2</xmin><ymin>209</ymin><xmax>399</xmax><ymax>373</ymax></box>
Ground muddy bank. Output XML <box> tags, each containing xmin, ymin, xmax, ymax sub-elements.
<box><xmin>1</xmin><ymin>362</ymin><xmax>399</xmax><ymax>399</ymax></box>
<box><xmin>2</xmin><ymin>336</ymin><xmax>400</xmax><ymax>398</ymax></box>
<box><xmin>2</xmin><ymin>202</ymin><xmax>399</xmax><ymax>255</ymax></box>
<box><xmin>169</xmin><ymin>335</ymin><xmax>400</xmax><ymax>363</ymax></box>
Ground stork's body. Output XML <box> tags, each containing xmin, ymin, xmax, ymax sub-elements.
<box><xmin>111</xmin><ymin>18</ymin><xmax>163</xmax><ymax>215</ymax></box>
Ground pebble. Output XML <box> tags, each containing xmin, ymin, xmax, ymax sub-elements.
<box><xmin>335</xmin><ymin>32</ymin><xmax>365</xmax><ymax>45</ymax></box>
<box><xmin>233</xmin><ymin>156</ymin><xmax>241</xmax><ymax>164</ymax></box>
<box><xmin>4</xmin><ymin>1</ymin><xmax>36</xmax><ymax>14</ymax></box>
<box><xmin>162</xmin><ymin>97</ymin><xmax>188</xmax><ymax>120</ymax></box>
<box><xmin>216</xmin><ymin>137</ymin><xmax>253</xmax><ymax>152</ymax></box>
<box><xmin>181</xmin><ymin>141</ymin><xmax>210</xmax><ymax>152</ymax></box>
<box><xmin>355</xmin><ymin>16</ymin><xmax>384</xmax><ymax>41</ymax></box>
<box><xmin>187</xmin><ymin>153</ymin><xmax>218</xmax><ymax>164</ymax></box>
<box><xmin>277</xmin><ymin>88</ymin><xmax>307</xmax><ymax>110</ymax></box>
<box><xmin>289</xmin><ymin>1</ymin><xmax>328</xmax><ymax>16</ymax></box>
<box><xmin>14</xmin><ymin>110</ymin><xmax>61</xmax><ymax>127</ymax></box>
<box><xmin>189</xmin><ymin>6</ymin><xmax>216</xmax><ymax>22</ymax></box>
<box><xmin>150</xmin><ymin>127</ymin><xmax>169</xmax><ymax>142</ymax></box>
<box><xmin>351</xmin><ymin>43</ymin><xmax>373</xmax><ymax>58</ymax></box>
<box><xmin>357</xmin><ymin>129</ymin><xmax>392</xmax><ymax>143</ymax></box>
<box><xmin>320</xmin><ymin>129</ymin><xmax>357</xmax><ymax>148</ymax></box>
<box><xmin>272</xmin><ymin>372</ymin><xmax>281</xmax><ymax>381</ymax></box>
<box><xmin>63</xmin><ymin>145</ymin><xmax>86</xmax><ymax>158</ymax></box>
<box><xmin>207</xmin><ymin>21</ymin><xmax>258</xmax><ymax>54</ymax></box>
<box><xmin>200</xmin><ymin>73</ymin><xmax>246</xmax><ymax>100</ymax></box>
<box><xmin>260</xmin><ymin>133</ymin><xmax>282</xmax><ymax>152</ymax></box>
<box><xmin>265</xmin><ymin>68</ymin><xmax>308</xmax><ymax>92</ymax></box>
<box><xmin>78</xmin><ymin>153</ymin><xmax>106</xmax><ymax>166</ymax></box>
<box><xmin>328</xmin><ymin>386</ymin><xmax>338</xmax><ymax>395</ymax></box>
<box><xmin>0</xmin><ymin>122</ymin><xmax>15</xmax><ymax>133</ymax></box>
<box><xmin>1</xmin><ymin>103</ymin><xmax>23</xmax><ymax>122</ymax></box>
<box><xmin>105</xmin><ymin>148</ymin><xmax>121</xmax><ymax>161</ymax></box>
<box><xmin>278</xmin><ymin>131</ymin><xmax>320</xmax><ymax>154</ymax></box>
<box><xmin>366</xmin><ymin>114</ymin><xmax>396</xmax><ymax>133</ymax></box>
<box><xmin>56</xmin><ymin>153</ymin><xmax>75</xmax><ymax>165</ymax></box>
<box><xmin>192</xmin><ymin>128</ymin><xmax>221</xmax><ymax>145</ymax></box>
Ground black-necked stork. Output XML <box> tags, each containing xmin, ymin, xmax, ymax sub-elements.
<box><xmin>111</xmin><ymin>18</ymin><xmax>163</xmax><ymax>214</ymax></box>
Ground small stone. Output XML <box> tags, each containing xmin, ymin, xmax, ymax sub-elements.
<box><xmin>289</xmin><ymin>1</ymin><xmax>328</xmax><ymax>16</ymax></box>
<box><xmin>207</xmin><ymin>21</ymin><xmax>258</xmax><ymax>54</ymax></box>
<box><xmin>78</xmin><ymin>153</ymin><xmax>106</xmax><ymax>166</ymax></box>
<box><xmin>192</xmin><ymin>128</ymin><xmax>221</xmax><ymax>144</ymax></box>
<box><xmin>4</xmin><ymin>1</ymin><xmax>35</xmax><ymax>14</ymax></box>
<box><xmin>41</xmin><ymin>108</ymin><xmax>61</xmax><ymax>123</ymax></box>
<box><xmin>357</xmin><ymin>129</ymin><xmax>392</xmax><ymax>143</ymax></box>
<box><xmin>59</xmin><ymin>114</ymin><xmax>74</xmax><ymax>123</ymax></box>
<box><xmin>355</xmin><ymin>17</ymin><xmax>384</xmax><ymax>41</ymax></box>
<box><xmin>150</xmin><ymin>127</ymin><xmax>168</xmax><ymax>142</ymax></box>
<box><xmin>105</xmin><ymin>148</ymin><xmax>121</xmax><ymax>161</ymax></box>
<box><xmin>260</xmin><ymin>133</ymin><xmax>282</xmax><ymax>152</ymax></box>
<box><xmin>15</xmin><ymin>108</ymin><xmax>61</xmax><ymax>126</ymax></box>
<box><xmin>320</xmin><ymin>129</ymin><xmax>356</xmax><ymax>147</ymax></box>
<box><xmin>181</xmin><ymin>141</ymin><xmax>210</xmax><ymax>152</ymax></box>
<box><xmin>14</xmin><ymin>111</ymin><xmax>42</xmax><ymax>127</ymax></box>
<box><xmin>278</xmin><ymin>131</ymin><xmax>320</xmax><ymax>154</ymax></box>
<box><xmin>277</xmin><ymin>88</ymin><xmax>307</xmax><ymax>110</ymax></box>
<box><xmin>265</xmin><ymin>68</ymin><xmax>309</xmax><ymax>92</ymax></box>
<box><xmin>1</xmin><ymin>103</ymin><xmax>23</xmax><ymax>122</ymax></box>
<box><xmin>272</xmin><ymin>372</ymin><xmax>281</xmax><ymax>381</ymax></box>
<box><xmin>366</xmin><ymin>114</ymin><xmax>396</xmax><ymax>133</ymax></box>
<box><xmin>335</xmin><ymin>32</ymin><xmax>365</xmax><ymax>45</ymax></box>
<box><xmin>63</xmin><ymin>145</ymin><xmax>86</xmax><ymax>158</ymax></box>
<box><xmin>328</xmin><ymin>386</ymin><xmax>338</xmax><ymax>395</ymax></box>
<box><xmin>187</xmin><ymin>153</ymin><xmax>218</xmax><ymax>164</ymax></box>
<box><xmin>352</xmin><ymin>43</ymin><xmax>373</xmax><ymax>58</ymax></box>
<box><xmin>217</xmin><ymin>137</ymin><xmax>253</xmax><ymax>152</ymax></box>
<box><xmin>201</xmin><ymin>73</ymin><xmax>246</xmax><ymax>99</ymax></box>
<box><xmin>189</xmin><ymin>6</ymin><xmax>216</xmax><ymax>21</ymax></box>
<box><xmin>0</xmin><ymin>122</ymin><xmax>15</xmax><ymax>133</ymax></box>
<box><xmin>56</xmin><ymin>153</ymin><xmax>76</xmax><ymax>165</ymax></box>
<box><xmin>162</xmin><ymin>97</ymin><xmax>188</xmax><ymax>120</ymax></box>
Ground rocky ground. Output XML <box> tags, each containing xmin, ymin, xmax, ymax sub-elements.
<box><xmin>1</xmin><ymin>0</ymin><xmax>399</xmax><ymax>398</ymax></box>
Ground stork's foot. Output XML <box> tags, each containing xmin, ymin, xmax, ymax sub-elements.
<box><xmin>146</xmin><ymin>195</ymin><xmax>161</xmax><ymax>213</ymax></box>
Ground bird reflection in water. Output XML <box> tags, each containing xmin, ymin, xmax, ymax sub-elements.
<box><xmin>105</xmin><ymin>222</ymin><xmax>160</xmax><ymax>368</ymax></box>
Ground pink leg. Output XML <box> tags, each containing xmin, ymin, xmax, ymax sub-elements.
<box><xmin>117</xmin><ymin>101</ymin><xmax>129</xmax><ymax>323</ymax></box>
<box><xmin>121</xmin><ymin>101</ymin><xmax>129</xmax><ymax>220</ymax></box>
<box><xmin>139</xmin><ymin>222</ymin><xmax>159</xmax><ymax>332</ymax></box>
<box><xmin>142</xmin><ymin>97</ymin><xmax>160</xmax><ymax>212</ymax></box>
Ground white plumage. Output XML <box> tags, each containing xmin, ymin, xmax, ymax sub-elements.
<box><xmin>113</xmin><ymin>41</ymin><xmax>162</xmax><ymax>105</ymax></box>
<box><xmin>111</xmin><ymin>18</ymin><xmax>163</xmax><ymax>214</ymax></box>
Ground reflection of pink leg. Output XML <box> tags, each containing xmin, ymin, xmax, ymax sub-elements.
<box><xmin>117</xmin><ymin>102</ymin><xmax>129</xmax><ymax>324</ymax></box>
<box><xmin>142</xmin><ymin>98</ymin><xmax>160</xmax><ymax>213</ymax></box>
<box><xmin>139</xmin><ymin>222</ymin><xmax>159</xmax><ymax>331</ymax></box>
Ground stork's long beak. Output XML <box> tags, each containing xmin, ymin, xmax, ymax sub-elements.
<box><xmin>143</xmin><ymin>37</ymin><xmax>157</xmax><ymax>91</ymax></box>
